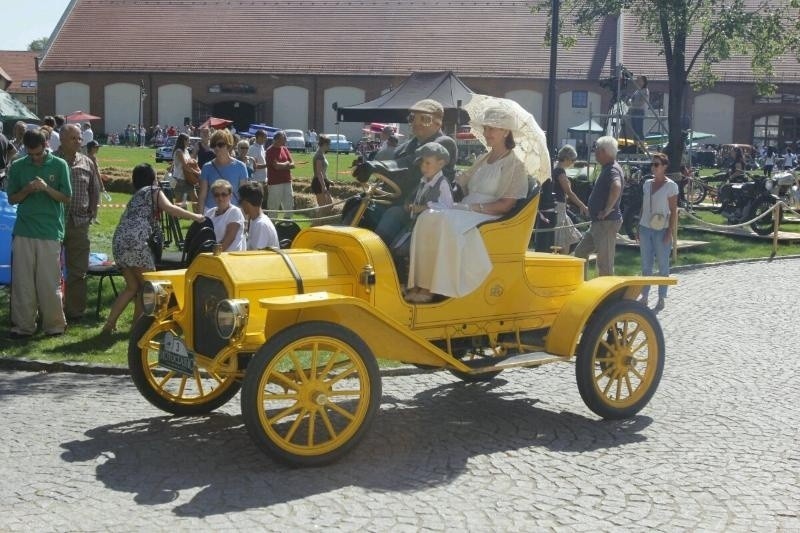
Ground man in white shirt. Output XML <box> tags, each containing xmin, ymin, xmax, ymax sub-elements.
<box><xmin>81</xmin><ymin>123</ymin><xmax>94</xmax><ymax>150</ymax></box>
<box><xmin>238</xmin><ymin>181</ymin><xmax>278</xmax><ymax>249</ymax></box>
<box><xmin>247</xmin><ymin>129</ymin><xmax>268</xmax><ymax>184</ymax></box>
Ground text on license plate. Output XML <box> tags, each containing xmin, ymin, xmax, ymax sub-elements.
<box><xmin>158</xmin><ymin>332</ymin><xmax>195</xmax><ymax>375</ymax></box>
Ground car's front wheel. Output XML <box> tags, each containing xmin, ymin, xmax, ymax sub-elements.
<box><xmin>575</xmin><ymin>301</ymin><xmax>664</xmax><ymax>419</ymax></box>
<box><xmin>241</xmin><ymin>321</ymin><xmax>381</xmax><ymax>467</ymax></box>
<box><xmin>128</xmin><ymin>315</ymin><xmax>242</xmax><ymax>415</ymax></box>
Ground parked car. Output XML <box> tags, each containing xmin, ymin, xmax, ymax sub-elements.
<box><xmin>324</xmin><ymin>133</ymin><xmax>353</xmax><ymax>154</ymax></box>
<box><xmin>283</xmin><ymin>129</ymin><xmax>306</xmax><ymax>152</ymax></box>
<box><xmin>155</xmin><ymin>136</ymin><xmax>200</xmax><ymax>163</ymax></box>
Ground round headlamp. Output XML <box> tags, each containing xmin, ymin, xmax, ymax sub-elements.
<box><xmin>764</xmin><ymin>179</ymin><xmax>773</xmax><ymax>191</ymax></box>
<box><xmin>216</xmin><ymin>299</ymin><xmax>249</xmax><ymax>339</ymax></box>
<box><xmin>142</xmin><ymin>281</ymin><xmax>171</xmax><ymax>316</ymax></box>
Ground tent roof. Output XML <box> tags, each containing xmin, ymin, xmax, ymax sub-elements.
<box><xmin>337</xmin><ymin>71</ymin><xmax>473</xmax><ymax>123</ymax></box>
<box><xmin>567</xmin><ymin>119</ymin><xmax>604</xmax><ymax>134</ymax></box>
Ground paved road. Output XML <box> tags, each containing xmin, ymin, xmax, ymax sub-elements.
<box><xmin>1</xmin><ymin>259</ymin><xmax>799</xmax><ymax>531</ymax></box>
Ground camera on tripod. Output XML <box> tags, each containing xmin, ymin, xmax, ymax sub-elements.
<box><xmin>598</xmin><ymin>66</ymin><xmax>634</xmax><ymax>99</ymax></box>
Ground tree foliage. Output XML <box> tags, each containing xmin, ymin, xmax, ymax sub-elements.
<box><xmin>27</xmin><ymin>37</ymin><xmax>49</xmax><ymax>52</ymax></box>
<box><xmin>533</xmin><ymin>0</ymin><xmax>800</xmax><ymax>170</ymax></box>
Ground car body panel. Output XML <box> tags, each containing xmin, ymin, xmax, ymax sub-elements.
<box><xmin>323</xmin><ymin>133</ymin><xmax>353</xmax><ymax>153</ymax></box>
<box><xmin>283</xmin><ymin>129</ymin><xmax>306</xmax><ymax>151</ymax></box>
<box><xmin>155</xmin><ymin>135</ymin><xmax>200</xmax><ymax>162</ymax></box>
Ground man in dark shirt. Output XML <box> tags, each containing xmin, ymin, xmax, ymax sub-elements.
<box><xmin>351</xmin><ymin>99</ymin><xmax>457</xmax><ymax>244</ymax></box>
<box><xmin>195</xmin><ymin>127</ymin><xmax>215</xmax><ymax>169</ymax></box>
<box><xmin>573</xmin><ymin>136</ymin><xmax>624</xmax><ymax>277</ymax></box>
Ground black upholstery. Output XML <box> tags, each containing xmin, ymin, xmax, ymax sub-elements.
<box><xmin>275</xmin><ymin>220</ymin><xmax>302</xmax><ymax>249</ymax></box>
<box><xmin>181</xmin><ymin>219</ymin><xmax>216</xmax><ymax>265</ymax></box>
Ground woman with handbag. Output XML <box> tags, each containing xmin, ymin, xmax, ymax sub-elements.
<box><xmin>103</xmin><ymin>163</ymin><xmax>204</xmax><ymax>334</ymax></box>
<box><xmin>312</xmin><ymin>135</ymin><xmax>334</xmax><ymax>220</ymax></box>
<box><xmin>638</xmin><ymin>152</ymin><xmax>679</xmax><ymax>312</ymax></box>
<box><xmin>172</xmin><ymin>133</ymin><xmax>200</xmax><ymax>205</ymax></box>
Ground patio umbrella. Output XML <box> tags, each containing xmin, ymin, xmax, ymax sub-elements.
<box><xmin>65</xmin><ymin>110</ymin><xmax>101</xmax><ymax>123</ymax></box>
<box><xmin>199</xmin><ymin>116</ymin><xmax>233</xmax><ymax>130</ymax></box>
<box><xmin>462</xmin><ymin>94</ymin><xmax>550</xmax><ymax>180</ymax></box>
<box><xmin>0</xmin><ymin>89</ymin><xmax>39</xmax><ymax>122</ymax></box>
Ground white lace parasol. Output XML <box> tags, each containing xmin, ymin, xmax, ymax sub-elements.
<box><xmin>463</xmin><ymin>94</ymin><xmax>551</xmax><ymax>181</ymax></box>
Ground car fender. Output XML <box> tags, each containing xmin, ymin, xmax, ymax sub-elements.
<box><xmin>544</xmin><ymin>276</ymin><xmax>676</xmax><ymax>358</ymax></box>
<box><xmin>258</xmin><ymin>291</ymin><xmax>471</xmax><ymax>371</ymax></box>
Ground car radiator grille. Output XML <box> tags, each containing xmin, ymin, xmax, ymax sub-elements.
<box><xmin>193</xmin><ymin>275</ymin><xmax>229</xmax><ymax>358</ymax></box>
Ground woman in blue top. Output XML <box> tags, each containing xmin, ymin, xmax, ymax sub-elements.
<box><xmin>196</xmin><ymin>129</ymin><xmax>249</xmax><ymax>212</ymax></box>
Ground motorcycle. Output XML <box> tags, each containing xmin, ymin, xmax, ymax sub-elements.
<box><xmin>714</xmin><ymin>174</ymin><xmax>780</xmax><ymax>235</ymax></box>
<box><xmin>764</xmin><ymin>168</ymin><xmax>798</xmax><ymax>208</ymax></box>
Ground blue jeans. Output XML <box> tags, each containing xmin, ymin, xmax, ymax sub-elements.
<box><xmin>639</xmin><ymin>225</ymin><xmax>671</xmax><ymax>299</ymax></box>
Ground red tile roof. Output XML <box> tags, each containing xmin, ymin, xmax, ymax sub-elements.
<box><xmin>0</xmin><ymin>51</ymin><xmax>39</xmax><ymax>93</ymax></box>
<box><xmin>39</xmin><ymin>0</ymin><xmax>799</xmax><ymax>83</ymax></box>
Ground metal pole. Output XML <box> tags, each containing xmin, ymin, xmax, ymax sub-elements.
<box><xmin>545</xmin><ymin>0</ymin><xmax>559</xmax><ymax>156</ymax></box>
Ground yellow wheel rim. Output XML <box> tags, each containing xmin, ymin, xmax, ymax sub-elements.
<box><xmin>254</xmin><ymin>336</ymin><xmax>372</xmax><ymax>456</ymax></box>
<box><xmin>140</xmin><ymin>322</ymin><xmax>237</xmax><ymax>406</ymax></box>
<box><xmin>589</xmin><ymin>312</ymin><xmax>659</xmax><ymax>409</ymax></box>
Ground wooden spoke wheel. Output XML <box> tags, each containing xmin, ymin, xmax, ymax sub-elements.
<box><xmin>128</xmin><ymin>315</ymin><xmax>241</xmax><ymax>415</ymax></box>
<box><xmin>576</xmin><ymin>301</ymin><xmax>665</xmax><ymax>419</ymax></box>
<box><xmin>241</xmin><ymin>321</ymin><xmax>381</xmax><ymax>467</ymax></box>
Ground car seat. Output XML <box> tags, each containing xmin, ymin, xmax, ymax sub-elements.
<box><xmin>275</xmin><ymin>220</ymin><xmax>302</xmax><ymax>249</ymax></box>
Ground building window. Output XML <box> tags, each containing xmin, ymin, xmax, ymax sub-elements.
<box><xmin>26</xmin><ymin>95</ymin><xmax>34</xmax><ymax>103</ymax></box>
<box><xmin>753</xmin><ymin>114</ymin><xmax>799</xmax><ymax>147</ymax></box>
<box><xmin>572</xmin><ymin>91</ymin><xmax>588</xmax><ymax>109</ymax></box>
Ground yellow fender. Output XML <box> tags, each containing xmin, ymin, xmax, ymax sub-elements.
<box><xmin>258</xmin><ymin>292</ymin><xmax>473</xmax><ymax>371</ymax></box>
<box><xmin>544</xmin><ymin>276</ymin><xmax>676</xmax><ymax>358</ymax></box>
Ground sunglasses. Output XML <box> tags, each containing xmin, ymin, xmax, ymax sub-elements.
<box><xmin>213</xmin><ymin>191</ymin><xmax>230</xmax><ymax>198</ymax></box>
<box><xmin>407</xmin><ymin>113</ymin><xmax>433</xmax><ymax>126</ymax></box>
<box><xmin>213</xmin><ymin>142</ymin><xmax>228</xmax><ymax>149</ymax></box>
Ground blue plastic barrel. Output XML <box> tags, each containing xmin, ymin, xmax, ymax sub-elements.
<box><xmin>0</xmin><ymin>191</ymin><xmax>17</xmax><ymax>285</ymax></box>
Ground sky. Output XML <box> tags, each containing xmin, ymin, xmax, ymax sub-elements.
<box><xmin>1</xmin><ymin>0</ymin><xmax>73</xmax><ymax>51</ymax></box>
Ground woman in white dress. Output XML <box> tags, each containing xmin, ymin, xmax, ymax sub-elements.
<box><xmin>406</xmin><ymin>107</ymin><xmax>529</xmax><ymax>303</ymax></box>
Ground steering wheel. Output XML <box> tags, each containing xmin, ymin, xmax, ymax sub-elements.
<box><xmin>348</xmin><ymin>173</ymin><xmax>404</xmax><ymax>228</ymax></box>
<box><xmin>363</xmin><ymin>172</ymin><xmax>402</xmax><ymax>205</ymax></box>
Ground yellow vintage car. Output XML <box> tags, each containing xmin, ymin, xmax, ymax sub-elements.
<box><xmin>130</xmin><ymin>173</ymin><xmax>675</xmax><ymax>467</ymax></box>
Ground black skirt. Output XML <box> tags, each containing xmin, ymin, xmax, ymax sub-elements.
<box><xmin>311</xmin><ymin>177</ymin><xmax>332</xmax><ymax>194</ymax></box>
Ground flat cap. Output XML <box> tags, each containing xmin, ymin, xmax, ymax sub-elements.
<box><xmin>409</xmin><ymin>99</ymin><xmax>444</xmax><ymax>118</ymax></box>
<box><xmin>415</xmin><ymin>141</ymin><xmax>451</xmax><ymax>163</ymax></box>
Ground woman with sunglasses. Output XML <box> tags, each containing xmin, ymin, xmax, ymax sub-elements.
<box><xmin>206</xmin><ymin>178</ymin><xmax>246</xmax><ymax>252</ymax></box>
<box><xmin>196</xmin><ymin>129</ymin><xmax>248</xmax><ymax>213</ymax></box>
<box><xmin>638</xmin><ymin>152</ymin><xmax>678</xmax><ymax>312</ymax></box>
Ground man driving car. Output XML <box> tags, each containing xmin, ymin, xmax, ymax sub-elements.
<box><xmin>350</xmin><ymin>99</ymin><xmax>457</xmax><ymax>244</ymax></box>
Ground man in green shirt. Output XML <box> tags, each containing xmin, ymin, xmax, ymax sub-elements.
<box><xmin>7</xmin><ymin>130</ymin><xmax>72</xmax><ymax>339</ymax></box>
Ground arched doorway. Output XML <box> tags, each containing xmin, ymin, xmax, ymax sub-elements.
<box><xmin>211</xmin><ymin>101</ymin><xmax>255</xmax><ymax>132</ymax></box>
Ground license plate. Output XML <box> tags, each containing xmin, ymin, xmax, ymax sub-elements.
<box><xmin>158</xmin><ymin>332</ymin><xmax>195</xmax><ymax>375</ymax></box>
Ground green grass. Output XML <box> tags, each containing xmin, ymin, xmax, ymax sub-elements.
<box><xmin>2</xmin><ymin>147</ymin><xmax>798</xmax><ymax>366</ymax></box>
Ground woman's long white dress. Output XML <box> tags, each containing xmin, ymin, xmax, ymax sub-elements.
<box><xmin>408</xmin><ymin>152</ymin><xmax>528</xmax><ymax>297</ymax></box>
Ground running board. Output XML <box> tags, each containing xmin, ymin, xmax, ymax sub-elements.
<box><xmin>462</xmin><ymin>352</ymin><xmax>568</xmax><ymax>373</ymax></box>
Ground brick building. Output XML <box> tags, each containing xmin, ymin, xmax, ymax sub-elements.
<box><xmin>36</xmin><ymin>0</ymin><xmax>800</xmax><ymax>147</ymax></box>
<box><xmin>0</xmin><ymin>51</ymin><xmax>39</xmax><ymax>116</ymax></box>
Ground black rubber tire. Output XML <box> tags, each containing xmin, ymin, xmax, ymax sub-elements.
<box><xmin>575</xmin><ymin>301</ymin><xmax>665</xmax><ymax>420</ymax></box>
<box><xmin>750</xmin><ymin>198</ymin><xmax>777</xmax><ymax>236</ymax></box>
<box><xmin>241</xmin><ymin>321</ymin><xmax>381</xmax><ymax>467</ymax></box>
<box><xmin>686</xmin><ymin>182</ymin><xmax>707</xmax><ymax>205</ymax></box>
<box><xmin>128</xmin><ymin>315</ymin><xmax>241</xmax><ymax>415</ymax></box>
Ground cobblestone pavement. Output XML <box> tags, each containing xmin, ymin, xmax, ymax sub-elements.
<box><xmin>1</xmin><ymin>259</ymin><xmax>799</xmax><ymax>532</ymax></box>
